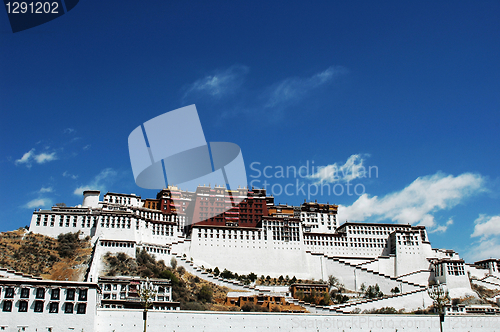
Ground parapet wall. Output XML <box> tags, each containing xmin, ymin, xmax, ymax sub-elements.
<box><xmin>95</xmin><ymin>309</ymin><xmax>499</xmax><ymax>332</ymax></box>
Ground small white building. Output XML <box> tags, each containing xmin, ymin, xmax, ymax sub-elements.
<box><xmin>98</xmin><ymin>276</ymin><xmax>180</xmax><ymax>311</ymax></box>
<box><xmin>0</xmin><ymin>268</ymin><xmax>99</xmax><ymax>332</ymax></box>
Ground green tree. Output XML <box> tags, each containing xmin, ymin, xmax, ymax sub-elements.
<box><xmin>390</xmin><ymin>287</ymin><xmax>400</xmax><ymax>295</ymax></box>
<box><xmin>197</xmin><ymin>285</ymin><xmax>213</xmax><ymax>303</ymax></box>
<box><xmin>159</xmin><ymin>269</ymin><xmax>179</xmax><ymax>286</ymax></box>
<box><xmin>213</xmin><ymin>267</ymin><xmax>220</xmax><ymax>276</ymax></box>
<box><xmin>248</xmin><ymin>272</ymin><xmax>257</xmax><ymax>283</ymax></box>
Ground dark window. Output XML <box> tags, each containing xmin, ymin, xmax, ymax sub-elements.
<box><xmin>78</xmin><ymin>289</ymin><xmax>88</xmax><ymax>301</ymax></box>
<box><xmin>20</xmin><ymin>288</ymin><xmax>30</xmax><ymax>298</ymax></box>
<box><xmin>5</xmin><ymin>288</ymin><xmax>14</xmax><ymax>298</ymax></box>
<box><xmin>66</xmin><ymin>289</ymin><xmax>75</xmax><ymax>300</ymax></box>
<box><xmin>3</xmin><ymin>301</ymin><xmax>12</xmax><ymax>312</ymax></box>
<box><xmin>77</xmin><ymin>303</ymin><xmax>86</xmax><ymax>314</ymax></box>
<box><xmin>51</xmin><ymin>289</ymin><xmax>60</xmax><ymax>300</ymax></box>
<box><xmin>34</xmin><ymin>301</ymin><xmax>44</xmax><ymax>312</ymax></box>
<box><xmin>64</xmin><ymin>302</ymin><xmax>74</xmax><ymax>313</ymax></box>
<box><xmin>36</xmin><ymin>288</ymin><xmax>45</xmax><ymax>299</ymax></box>
<box><xmin>18</xmin><ymin>300</ymin><xmax>28</xmax><ymax>312</ymax></box>
<box><xmin>49</xmin><ymin>302</ymin><xmax>59</xmax><ymax>313</ymax></box>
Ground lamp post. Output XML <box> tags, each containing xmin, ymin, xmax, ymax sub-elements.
<box><xmin>427</xmin><ymin>282</ymin><xmax>449</xmax><ymax>332</ymax></box>
<box><xmin>139</xmin><ymin>278</ymin><xmax>157</xmax><ymax>332</ymax></box>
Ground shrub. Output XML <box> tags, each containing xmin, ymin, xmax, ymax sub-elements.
<box><xmin>241</xmin><ymin>303</ymin><xmax>269</xmax><ymax>312</ymax></box>
<box><xmin>170</xmin><ymin>257</ymin><xmax>177</xmax><ymax>269</ymax></box>
<box><xmin>159</xmin><ymin>269</ymin><xmax>179</xmax><ymax>285</ymax></box>
<box><xmin>183</xmin><ymin>301</ymin><xmax>206</xmax><ymax>311</ymax></box>
<box><xmin>197</xmin><ymin>285</ymin><xmax>213</xmax><ymax>303</ymax></box>
<box><xmin>363</xmin><ymin>307</ymin><xmax>397</xmax><ymax>314</ymax></box>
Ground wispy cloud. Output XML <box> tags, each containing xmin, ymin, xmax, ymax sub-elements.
<box><xmin>38</xmin><ymin>187</ymin><xmax>53</xmax><ymax>194</ymax></box>
<box><xmin>184</xmin><ymin>65</ymin><xmax>348</xmax><ymax>122</ymax></box>
<box><xmin>34</xmin><ymin>152</ymin><xmax>57</xmax><ymax>164</ymax></box>
<box><xmin>64</xmin><ymin>128</ymin><xmax>75</xmax><ymax>134</ymax></box>
<box><xmin>465</xmin><ymin>214</ymin><xmax>500</xmax><ymax>262</ymax></box>
<box><xmin>183</xmin><ymin>65</ymin><xmax>249</xmax><ymax>100</ymax></box>
<box><xmin>471</xmin><ymin>214</ymin><xmax>500</xmax><ymax>240</ymax></box>
<box><xmin>308</xmin><ymin>154</ymin><xmax>371</xmax><ymax>184</ymax></box>
<box><xmin>63</xmin><ymin>171</ymin><xmax>78</xmax><ymax>180</ymax></box>
<box><xmin>465</xmin><ymin>237</ymin><xmax>500</xmax><ymax>262</ymax></box>
<box><xmin>15</xmin><ymin>149</ymin><xmax>35</xmax><ymax>167</ymax></box>
<box><xmin>429</xmin><ymin>218</ymin><xmax>454</xmax><ymax>233</ymax></box>
<box><xmin>337</xmin><ymin>172</ymin><xmax>485</xmax><ymax>231</ymax></box>
<box><xmin>24</xmin><ymin>198</ymin><xmax>52</xmax><ymax>209</ymax></box>
<box><xmin>263</xmin><ymin>66</ymin><xmax>348</xmax><ymax>109</ymax></box>
<box><xmin>15</xmin><ymin>148</ymin><xmax>58</xmax><ymax>168</ymax></box>
<box><xmin>73</xmin><ymin>168</ymin><xmax>117</xmax><ymax>196</ymax></box>
<box><xmin>83</xmin><ymin>144</ymin><xmax>91</xmax><ymax>150</ymax></box>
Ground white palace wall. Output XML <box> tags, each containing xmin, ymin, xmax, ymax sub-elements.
<box><xmin>27</xmin><ymin>193</ymin><xmax>483</xmax><ymax>297</ymax></box>
<box><xmin>95</xmin><ymin>310</ymin><xmax>499</xmax><ymax>332</ymax></box>
<box><xmin>188</xmin><ymin>227</ymin><xmax>312</xmax><ymax>279</ymax></box>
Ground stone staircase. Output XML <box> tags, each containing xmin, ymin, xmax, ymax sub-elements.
<box><xmin>173</xmin><ymin>254</ymin><xmax>258</xmax><ymax>292</ymax></box>
<box><xmin>472</xmin><ymin>276</ymin><xmax>500</xmax><ymax>290</ymax></box>
<box><xmin>0</xmin><ymin>267</ymin><xmax>42</xmax><ymax>280</ymax></box>
<box><xmin>328</xmin><ymin>287</ymin><xmax>430</xmax><ymax>313</ymax></box>
<box><xmin>326</xmin><ymin>255</ymin><xmax>425</xmax><ymax>291</ymax></box>
<box><xmin>482</xmin><ymin>275</ymin><xmax>500</xmax><ymax>286</ymax></box>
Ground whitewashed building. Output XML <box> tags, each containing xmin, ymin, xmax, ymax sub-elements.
<box><xmin>0</xmin><ymin>268</ymin><xmax>98</xmax><ymax>332</ymax></box>
<box><xmin>27</xmin><ymin>189</ymin><xmax>498</xmax><ymax>301</ymax></box>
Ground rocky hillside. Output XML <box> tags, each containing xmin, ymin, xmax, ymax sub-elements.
<box><xmin>0</xmin><ymin>229</ymin><xmax>92</xmax><ymax>281</ymax></box>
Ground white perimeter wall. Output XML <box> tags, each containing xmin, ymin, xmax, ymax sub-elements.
<box><xmin>95</xmin><ymin>310</ymin><xmax>499</xmax><ymax>332</ymax></box>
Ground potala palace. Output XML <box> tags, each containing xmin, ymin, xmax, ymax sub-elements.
<box><xmin>28</xmin><ymin>187</ymin><xmax>499</xmax><ymax>297</ymax></box>
<box><xmin>2</xmin><ymin>186</ymin><xmax>499</xmax><ymax>331</ymax></box>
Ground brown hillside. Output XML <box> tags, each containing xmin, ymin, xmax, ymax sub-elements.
<box><xmin>0</xmin><ymin>229</ymin><xmax>92</xmax><ymax>281</ymax></box>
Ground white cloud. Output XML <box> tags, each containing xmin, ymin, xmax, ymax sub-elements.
<box><xmin>83</xmin><ymin>144</ymin><xmax>91</xmax><ymax>150</ymax></box>
<box><xmin>64</xmin><ymin>128</ymin><xmax>75</xmax><ymax>134</ymax></box>
<box><xmin>24</xmin><ymin>198</ymin><xmax>52</xmax><ymax>209</ymax></box>
<box><xmin>15</xmin><ymin>148</ymin><xmax>58</xmax><ymax>167</ymax></box>
<box><xmin>15</xmin><ymin>149</ymin><xmax>35</xmax><ymax>167</ymax></box>
<box><xmin>264</xmin><ymin>66</ymin><xmax>347</xmax><ymax>108</ymax></box>
<box><xmin>429</xmin><ymin>218</ymin><xmax>454</xmax><ymax>233</ymax></box>
<box><xmin>308</xmin><ymin>154</ymin><xmax>371</xmax><ymax>184</ymax></box>
<box><xmin>34</xmin><ymin>152</ymin><xmax>57</xmax><ymax>164</ymax></box>
<box><xmin>183</xmin><ymin>65</ymin><xmax>249</xmax><ymax>99</ymax></box>
<box><xmin>338</xmin><ymin>172</ymin><xmax>485</xmax><ymax>231</ymax></box>
<box><xmin>73</xmin><ymin>168</ymin><xmax>117</xmax><ymax>196</ymax></box>
<box><xmin>471</xmin><ymin>214</ymin><xmax>500</xmax><ymax>239</ymax></box>
<box><xmin>464</xmin><ymin>237</ymin><xmax>500</xmax><ymax>262</ymax></box>
<box><xmin>464</xmin><ymin>214</ymin><xmax>500</xmax><ymax>262</ymax></box>
<box><xmin>38</xmin><ymin>187</ymin><xmax>53</xmax><ymax>194</ymax></box>
<box><xmin>63</xmin><ymin>171</ymin><xmax>78</xmax><ymax>179</ymax></box>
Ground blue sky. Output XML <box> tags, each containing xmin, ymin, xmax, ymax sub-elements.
<box><xmin>1</xmin><ymin>1</ymin><xmax>499</xmax><ymax>262</ymax></box>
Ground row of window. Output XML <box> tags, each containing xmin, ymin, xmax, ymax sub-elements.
<box><xmin>1</xmin><ymin>287</ymin><xmax>87</xmax><ymax>301</ymax></box>
<box><xmin>104</xmin><ymin>195</ymin><xmax>134</xmax><ymax>205</ymax></box>
<box><xmin>100</xmin><ymin>241</ymin><xmax>134</xmax><ymax>248</ymax></box>
<box><xmin>2</xmin><ymin>300</ymin><xmax>86</xmax><ymax>314</ymax></box>
<box><xmin>305</xmin><ymin>241</ymin><xmax>388</xmax><ymax>248</ymax></box>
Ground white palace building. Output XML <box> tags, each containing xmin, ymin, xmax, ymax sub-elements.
<box><xmin>25</xmin><ymin>188</ymin><xmax>499</xmax><ymax>292</ymax></box>
<box><xmin>11</xmin><ymin>187</ymin><xmax>498</xmax><ymax>325</ymax></box>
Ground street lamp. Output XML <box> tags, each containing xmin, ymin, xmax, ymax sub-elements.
<box><xmin>139</xmin><ymin>278</ymin><xmax>157</xmax><ymax>332</ymax></box>
<box><xmin>427</xmin><ymin>282</ymin><xmax>449</xmax><ymax>332</ymax></box>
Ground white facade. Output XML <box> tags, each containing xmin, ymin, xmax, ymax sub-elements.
<box><xmin>0</xmin><ymin>269</ymin><xmax>98</xmax><ymax>332</ymax></box>
<box><xmin>27</xmin><ymin>191</ymin><xmax>494</xmax><ymax>299</ymax></box>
